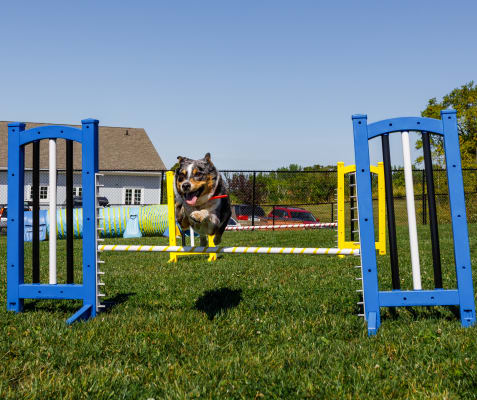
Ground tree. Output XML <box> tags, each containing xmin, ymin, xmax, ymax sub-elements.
<box><xmin>416</xmin><ymin>81</ymin><xmax>477</xmax><ymax>167</ymax></box>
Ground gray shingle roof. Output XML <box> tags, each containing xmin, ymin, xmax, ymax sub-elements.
<box><xmin>0</xmin><ymin>121</ymin><xmax>166</xmax><ymax>171</ymax></box>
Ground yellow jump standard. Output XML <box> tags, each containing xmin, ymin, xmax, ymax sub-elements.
<box><xmin>166</xmin><ymin>171</ymin><xmax>216</xmax><ymax>262</ymax></box>
<box><xmin>337</xmin><ymin>162</ymin><xmax>386</xmax><ymax>255</ymax></box>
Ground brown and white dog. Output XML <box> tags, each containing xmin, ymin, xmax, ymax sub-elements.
<box><xmin>174</xmin><ymin>153</ymin><xmax>231</xmax><ymax>246</ymax></box>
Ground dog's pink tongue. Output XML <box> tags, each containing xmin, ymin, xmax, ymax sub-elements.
<box><xmin>186</xmin><ymin>196</ymin><xmax>198</xmax><ymax>205</ymax></box>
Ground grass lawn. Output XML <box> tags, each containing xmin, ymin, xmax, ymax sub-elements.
<box><xmin>1</xmin><ymin>224</ymin><xmax>477</xmax><ymax>399</ymax></box>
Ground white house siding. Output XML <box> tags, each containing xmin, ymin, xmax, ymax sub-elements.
<box><xmin>98</xmin><ymin>173</ymin><xmax>163</xmax><ymax>206</ymax></box>
<box><xmin>0</xmin><ymin>170</ymin><xmax>6</xmax><ymax>205</ymax></box>
<box><xmin>0</xmin><ymin>170</ymin><xmax>163</xmax><ymax>207</ymax></box>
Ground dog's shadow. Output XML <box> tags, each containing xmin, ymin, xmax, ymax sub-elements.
<box><xmin>101</xmin><ymin>292</ymin><xmax>136</xmax><ymax>313</ymax></box>
<box><xmin>194</xmin><ymin>287</ymin><xmax>242</xmax><ymax>320</ymax></box>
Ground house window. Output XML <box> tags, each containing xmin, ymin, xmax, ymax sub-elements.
<box><xmin>124</xmin><ymin>188</ymin><xmax>143</xmax><ymax>205</ymax></box>
<box><xmin>73</xmin><ymin>187</ymin><xmax>82</xmax><ymax>197</ymax></box>
<box><xmin>28</xmin><ymin>185</ymin><xmax>49</xmax><ymax>201</ymax></box>
<box><xmin>40</xmin><ymin>186</ymin><xmax>48</xmax><ymax>200</ymax></box>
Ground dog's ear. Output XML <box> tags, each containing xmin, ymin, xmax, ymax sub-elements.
<box><xmin>204</xmin><ymin>153</ymin><xmax>211</xmax><ymax>163</ymax></box>
<box><xmin>177</xmin><ymin>156</ymin><xmax>185</xmax><ymax>164</ymax></box>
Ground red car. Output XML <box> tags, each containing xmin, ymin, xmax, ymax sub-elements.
<box><xmin>267</xmin><ymin>206</ymin><xmax>319</xmax><ymax>224</ymax></box>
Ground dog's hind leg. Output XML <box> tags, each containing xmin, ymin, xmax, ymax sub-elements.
<box><xmin>199</xmin><ymin>235</ymin><xmax>208</xmax><ymax>247</ymax></box>
<box><xmin>176</xmin><ymin>204</ymin><xmax>190</xmax><ymax>230</ymax></box>
<box><xmin>213</xmin><ymin>207</ymin><xmax>231</xmax><ymax>245</ymax></box>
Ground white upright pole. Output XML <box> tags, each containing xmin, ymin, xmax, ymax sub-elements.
<box><xmin>190</xmin><ymin>227</ymin><xmax>195</xmax><ymax>246</ymax></box>
<box><xmin>49</xmin><ymin>139</ymin><xmax>57</xmax><ymax>284</ymax></box>
<box><xmin>401</xmin><ymin>131</ymin><xmax>421</xmax><ymax>290</ymax></box>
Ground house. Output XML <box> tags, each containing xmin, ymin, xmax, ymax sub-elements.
<box><xmin>0</xmin><ymin>121</ymin><xmax>167</xmax><ymax>207</ymax></box>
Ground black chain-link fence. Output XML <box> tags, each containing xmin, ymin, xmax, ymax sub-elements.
<box><xmin>1</xmin><ymin>168</ymin><xmax>476</xmax><ymax>233</ymax></box>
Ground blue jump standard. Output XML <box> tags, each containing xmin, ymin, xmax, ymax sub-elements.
<box><xmin>7</xmin><ymin>119</ymin><xmax>99</xmax><ymax>325</ymax></box>
<box><xmin>352</xmin><ymin>110</ymin><xmax>476</xmax><ymax>336</ymax></box>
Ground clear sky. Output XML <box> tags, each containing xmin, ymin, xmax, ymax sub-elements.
<box><xmin>1</xmin><ymin>1</ymin><xmax>476</xmax><ymax>170</ymax></box>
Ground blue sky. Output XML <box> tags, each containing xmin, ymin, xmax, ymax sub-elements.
<box><xmin>1</xmin><ymin>1</ymin><xmax>476</xmax><ymax>170</ymax></box>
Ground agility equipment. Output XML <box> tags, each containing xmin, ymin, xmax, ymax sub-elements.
<box><xmin>7</xmin><ymin>120</ymin><xmax>101</xmax><ymax>324</ymax></box>
<box><xmin>9</xmin><ymin>112</ymin><xmax>472</xmax><ymax>337</ymax></box>
<box><xmin>336</xmin><ymin>162</ymin><xmax>385</xmax><ymax>255</ymax></box>
<box><xmin>165</xmin><ymin>171</ymin><xmax>216</xmax><ymax>262</ymax></box>
<box><xmin>352</xmin><ymin>110</ymin><xmax>476</xmax><ymax>335</ymax></box>
<box><xmin>22</xmin><ymin>205</ymin><xmax>169</xmax><ymax>241</ymax></box>
<box><xmin>98</xmin><ymin>244</ymin><xmax>359</xmax><ymax>256</ymax></box>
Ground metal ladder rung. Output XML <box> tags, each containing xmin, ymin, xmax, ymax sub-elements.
<box><xmin>355</xmin><ymin>277</ymin><xmax>362</xmax><ymax>281</ymax></box>
<box><xmin>357</xmin><ymin>313</ymin><xmax>365</xmax><ymax>317</ymax></box>
<box><xmin>354</xmin><ymin>265</ymin><xmax>362</xmax><ymax>269</ymax></box>
<box><xmin>97</xmin><ymin>238</ymin><xmax>104</xmax><ymax>242</ymax></box>
<box><xmin>98</xmin><ymin>282</ymin><xmax>105</xmax><ymax>286</ymax></box>
<box><xmin>98</xmin><ymin>293</ymin><xmax>106</xmax><ymax>297</ymax></box>
<box><xmin>97</xmin><ymin>304</ymin><xmax>106</xmax><ymax>309</ymax></box>
<box><xmin>97</xmin><ymin>271</ymin><xmax>105</xmax><ymax>275</ymax></box>
<box><xmin>357</xmin><ymin>301</ymin><xmax>364</xmax><ymax>305</ymax></box>
<box><xmin>356</xmin><ymin>289</ymin><xmax>363</xmax><ymax>293</ymax></box>
<box><xmin>97</xmin><ymin>260</ymin><xmax>105</xmax><ymax>264</ymax></box>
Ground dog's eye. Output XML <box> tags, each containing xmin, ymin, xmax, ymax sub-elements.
<box><xmin>178</xmin><ymin>175</ymin><xmax>185</xmax><ymax>182</ymax></box>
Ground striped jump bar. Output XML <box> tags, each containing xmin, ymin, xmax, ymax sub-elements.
<box><xmin>225</xmin><ymin>222</ymin><xmax>337</xmax><ymax>231</ymax></box>
<box><xmin>98</xmin><ymin>244</ymin><xmax>360</xmax><ymax>256</ymax></box>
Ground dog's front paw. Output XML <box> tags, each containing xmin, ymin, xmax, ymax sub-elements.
<box><xmin>190</xmin><ymin>210</ymin><xmax>209</xmax><ymax>223</ymax></box>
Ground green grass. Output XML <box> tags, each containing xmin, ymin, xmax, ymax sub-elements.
<box><xmin>1</xmin><ymin>225</ymin><xmax>477</xmax><ymax>399</ymax></box>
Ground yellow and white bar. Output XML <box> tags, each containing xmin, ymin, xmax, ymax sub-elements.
<box><xmin>225</xmin><ymin>222</ymin><xmax>337</xmax><ymax>231</ymax></box>
<box><xmin>98</xmin><ymin>244</ymin><xmax>360</xmax><ymax>256</ymax></box>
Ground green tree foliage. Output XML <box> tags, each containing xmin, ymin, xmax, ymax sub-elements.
<box><xmin>416</xmin><ymin>81</ymin><xmax>477</xmax><ymax>167</ymax></box>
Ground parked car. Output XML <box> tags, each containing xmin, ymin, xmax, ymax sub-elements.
<box><xmin>267</xmin><ymin>206</ymin><xmax>319</xmax><ymax>224</ymax></box>
<box><xmin>0</xmin><ymin>207</ymin><xmax>7</xmax><ymax>232</ymax></box>
<box><xmin>70</xmin><ymin>196</ymin><xmax>110</xmax><ymax>208</ymax></box>
<box><xmin>0</xmin><ymin>203</ymin><xmax>31</xmax><ymax>232</ymax></box>
<box><xmin>231</xmin><ymin>204</ymin><xmax>265</xmax><ymax>222</ymax></box>
<box><xmin>227</xmin><ymin>217</ymin><xmax>239</xmax><ymax>226</ymax></box>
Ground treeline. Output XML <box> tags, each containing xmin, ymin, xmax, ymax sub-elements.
<box><xmin>225</xmin><ymin>165</ymin><xmax>477</xmax><ymax>206</ymax></box>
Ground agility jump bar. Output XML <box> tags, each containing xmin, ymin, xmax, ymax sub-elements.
<box><xmin>225</xmin><ymin>222</ymin><xmax>337</xmax><ymax>231</ymax></box>
<box><xmin>98</xmin><ymin>244</ymin><xmax>359</xmax><ymax>256</ymax></box>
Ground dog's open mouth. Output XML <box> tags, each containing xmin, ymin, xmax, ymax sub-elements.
<box><xmin>184</xmin><ymin>187</ymin><xmax>204</xmax><ymax>206</ymax></box>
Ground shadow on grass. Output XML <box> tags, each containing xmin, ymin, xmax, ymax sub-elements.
<box><xmin>23</xmin><ymin>299</ymin><xmax>81</xmax><ymax>313</ymax></box>
<box><xmin>101</xmin><ymin>292</ymin><xmax>136</xmax><ymax>313</ymax></box>
<box><xmin>381</xmin><ymin>305</ymin><xmax>461</xmax><ymax>322</ymax></box>
<box><xmin>22</xmin><ymin>293</ymin><xmax>136</xmax><ymax>315</ymax></box>
<box><xmin>195</xmin><ymin>287</ymin><xmax>242</xmax><ymax>320</ymax></box>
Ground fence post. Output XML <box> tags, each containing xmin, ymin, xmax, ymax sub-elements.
<box><xmin>272</xmin><ymin>205</ymin><xmax>275</xmax><ymax>230</ymax></box>
<box><xmin>160</xmin><ymin>171</ymin><xmax>165</xmax><ymax>204</ymax></box>
<box><xmin>422</xmin><ymin>169</ymin><xmax>426</xmax><ymax>225</ymax></box>
<box><xmin>251</xmin><ymin>172</ymin><xmax>256</xmax><ymax>226</ymax></box>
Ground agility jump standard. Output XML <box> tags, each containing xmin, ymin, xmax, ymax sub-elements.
<box><xmin>7</xmin><ymin>120</ymin><xmax>101</xmax><ymax>324</ymax></box>
<box><xmin>336</xmin><ymin>162</ymin><xmax>386</xmax><ymax>255</ymax></box>
<box><xmin>353</xmin><ymin>110</ymin><xmax>476</xmax><ymax>336</ymax></box>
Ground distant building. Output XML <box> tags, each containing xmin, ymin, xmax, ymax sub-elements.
<box><xmin>0</xmin><ymin>121</ymin><xmax>167</xmax><ymax>207</ymax></box>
